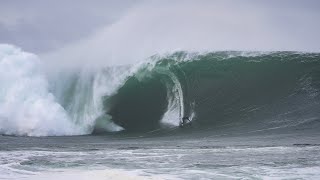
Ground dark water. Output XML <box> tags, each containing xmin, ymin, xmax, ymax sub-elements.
<box><xmin>106</xmin><ymin>52</ymin><xmax>320</xmax><ymax>134</ymax></box>
<box><xmin>1</xmin><ymin>130</ymin><xmax>320</xmax><ymax>179</ymax></box>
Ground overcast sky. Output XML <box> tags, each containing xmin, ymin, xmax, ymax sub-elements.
<box><xmin>0</xmin><ymin>0</ymin><xmax>139</xmax><ymax>53</ymax></box>
<box><xmin>1</xmin><ymin>0</ymin><xmax>320</xmax><ymax>66</ymax></box>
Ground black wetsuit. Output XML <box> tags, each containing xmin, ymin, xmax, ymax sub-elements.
<box><xmin>180</xmin><ymin>117</ymin><xmax>191</xmax><ymax>127</ymax></box>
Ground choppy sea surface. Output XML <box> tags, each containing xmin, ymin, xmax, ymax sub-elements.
<box><xmin>1</xmin><ymin>131</ymin><xmax>320</xmax><ymax>180</ymax></box>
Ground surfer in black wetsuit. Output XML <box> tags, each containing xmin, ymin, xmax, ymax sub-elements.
<box><xmin>180</xmin><ymin>116</ymin><xmax>191</xmax><ymax>127</ymax></box>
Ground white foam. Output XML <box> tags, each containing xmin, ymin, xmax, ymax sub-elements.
<box><xmin>0</xmin><ymin>44</ymin><xmax>82</xmax><ymax>136</ymax></box>
<box><xmin>19</xmin><ymin>169</ymin><xmax>179</xmax><ymax>180</ymax></box>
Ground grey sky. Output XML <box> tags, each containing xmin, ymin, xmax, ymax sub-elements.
<box><xmin>0</xmin><ymin>0</ymin><xmax>320</xmax><ymax>64</ymax></box>
<box><xmin>0</xmin><ymin>0</ymin><xmax>140</xmax><ymax>53</ymax></box>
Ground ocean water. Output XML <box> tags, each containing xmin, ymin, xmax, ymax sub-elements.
<box><xmin>1</xmin><ymin>133</ymin><xmax>320</xmax><ymax>180</ymax></box>
<box><xmin>0</xmin><ymin>44</ymin><xmax>320</xmax><ymax>179</ymax></box>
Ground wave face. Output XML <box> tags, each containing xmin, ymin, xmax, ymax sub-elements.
<box><xmin>1</xmin><ymin>44</ymin><xmax>320</xmax><ymax>136</ymax></box>
<box><xmin>106</xmin><ymin>52</ymin><xmax>320</xmax><ymax>134</ymax></box>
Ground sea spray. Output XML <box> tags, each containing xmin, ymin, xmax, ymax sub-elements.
<box><xmin>48</xmin><ymin>67</ymin><xmax>130</xmax><ymax>133</ymax></box>
<box><xmin>0</xmin><ymin>44</ymin><xmax>82</xmax><ymax>136</ymax></box>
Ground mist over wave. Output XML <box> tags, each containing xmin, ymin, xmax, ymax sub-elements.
<box><xmin>42</xmin><ymin>1</ymin><xmax>320</xmax><ymax>69</ymax></box>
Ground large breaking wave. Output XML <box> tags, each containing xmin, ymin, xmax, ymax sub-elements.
<box><xmin>1</xmin><ymin>44</ymin><xmax>320</xmax><ymax>136</ymax></box>
<box><xmin>107</xmin><ymin>51</ymin><xmax>320</xmax><ymax>134</ymax></box>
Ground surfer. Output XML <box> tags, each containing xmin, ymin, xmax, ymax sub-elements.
<box><xmin>180</xmin><ymin>116</ymin><xmax>191</xmax><ymax>127</ymax></box>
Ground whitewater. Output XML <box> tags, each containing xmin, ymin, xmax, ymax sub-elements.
<box><xmin>0</xmin><ymin>44</ymin><xmax>83</xmax><ymax>136</ymax></box>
